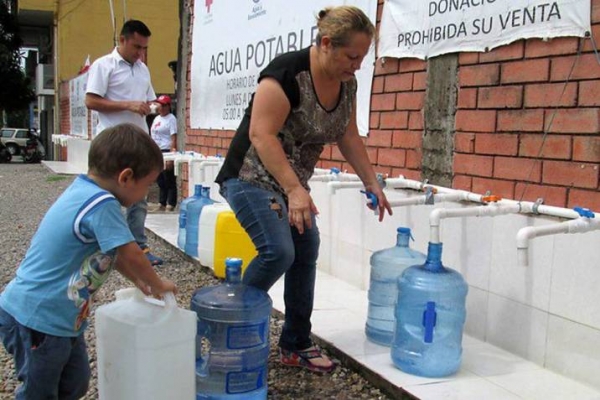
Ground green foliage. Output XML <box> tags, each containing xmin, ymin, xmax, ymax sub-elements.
<box><xmin>47</xmin><ymin>175</ymin><xmax>68</xmax><ymax>182</ymax></box>
<box><xmin>0</xmin><ymin>1</ymin><xmax>35</xmax><ymax>113</ymax></box>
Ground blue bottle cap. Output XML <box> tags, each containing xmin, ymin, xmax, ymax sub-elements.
<box><xmin>225</xmin><ymin>258</ymin><xmax>243</xmax><ymax>284</ymax></box>
<box><xmin>225</xmin><ymin>258</ymin><xmax>243</xmax><ymax>268</ymax></box>
<box><xmin>397</xmin><ymin>227</ymin><xmax>412</xmax><ymax>235</ymax></box>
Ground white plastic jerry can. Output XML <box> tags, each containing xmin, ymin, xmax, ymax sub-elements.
<box><xmin>95</xmin><ymin>288</ymin><xmax>197</xmax><ymax>400</ymax></box>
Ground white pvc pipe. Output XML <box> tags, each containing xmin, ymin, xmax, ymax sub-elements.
<box><xmin>536</xmin><ymin>204</ymin><xmax>597</xmax><ymax>220</ymax></box>
<box><xmin>384</xmin><ymin>177</ymin><xmax>487</xmax><ymax>204</ymax></box>
<box><xmin>313</xmin><ymin>168</ymin><xmax>330</xmax><ymax>176</ymax></box>
<box><xmin>197</xmin><ymin>159</ymin><xmax>222</xmax><ymax>181</ymax></box>
<box><xmin>516</xmin><ymin>217</ymin><xmax>600</xmax><ymax>267</ymax></box>
<box><xmin>310</xmin><ymin>173</ymin><xmax>362</xmax><ymax>182</ymax></box>
<box><xmin>386</xmin><ymin>191</ymin><xmax>484</xmax><ymax>208</ymax></box>
<box><xmin>325</xmin><ymin>173</ymin><xmax>599</xmax><ymax>225</ymax></box>
<box><xmin>161</xmin><ymin>151</ymin><xmax>180</xmax><ymax>163</ymax></box>
<box><xmin>172</xmin><ymin>153</ymin><xmax>202</xmax><ymax>177</ymax></box>
<box><xmin>385</xmin><ymin>176</ymin><xmax>600</xmax><ymax>221</ymax></box>
<box><xmin>363</xmin><ymin>191</ymin><xmax>480</xmax><ymax>217</ymax></box>
<box><xmin>327</xmin><ymin>180</ymin><xmax>365</xmax><ymax>194</ymax></box>
<box><xmin>310</xmin><ymin>175</ymin><xmax>335</xmax><ymax>182</ymax></box>
<box><xmin>383</xmin><ymin>176</ymin><xmax>424</xmax><ymax>191</ymax></box>
<box><xmin>429</xmin><ymin>202</ymin><xmax>533</xmax><ymax>244</ymax></box>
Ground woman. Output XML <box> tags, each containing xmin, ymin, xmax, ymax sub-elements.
<box><xmin>150</xmin><ymin>95</ymin><xmax>178</xmax><ymax>212</ymax></box>
<box><xmin>216</xmin><ymin>6</ymin><xmax>392</xmax><ymax>372</ymax></box>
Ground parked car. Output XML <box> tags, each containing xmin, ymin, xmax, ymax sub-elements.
<box><xmin>0</xmin><ymin>127</ymin><xmax>30</xmax><ymax>156</ymax></box>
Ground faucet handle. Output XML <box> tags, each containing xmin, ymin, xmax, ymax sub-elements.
<box><xmin>482</xmin><ymin>195</ymin><xmax>502</xmax><ymax>203</ymax></box>
<box><xmin>574</xmin><ymin>207</ymin><xmax>595</xmax><ymax>218</ymax></box>
<box><xmin>361</xmin><ymin>190</ymin><xmax>379</xmax><ymax>209</ymax></box>
<box><xmin>424</xmin><ymin>186</ymin><xmax>436</xmax><ymax>205</ymax></box>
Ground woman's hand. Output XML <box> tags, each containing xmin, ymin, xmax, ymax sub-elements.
<box><xmin>286</xmin><ymin>185</ymin><xmax>319</xmax><ymax>234</ymax></box>
<box><xmin>364</xmin><ymin>183</ymin><xmax>393</xmax><ymax>222</ymax></box>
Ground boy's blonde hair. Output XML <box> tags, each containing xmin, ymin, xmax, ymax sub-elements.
<box><xmin>316</xmin><ymin>6</ymin><xmax>375</xmax><ymax>48</ymax></box>
<box><xmin>88</xmin><ymin>123</ymin><xmax>163</xmax><ymax>179</ymax></box>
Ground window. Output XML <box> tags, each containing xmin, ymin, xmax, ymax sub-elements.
<box><xmin>15</xmin><ymin>130</ymin><xmax>28</xmax><ymax>139</ymax></box>
<box><xmin>1</xmin><ymin>129</ymin><xmax>13</xmax><ymax>138</ymax></box>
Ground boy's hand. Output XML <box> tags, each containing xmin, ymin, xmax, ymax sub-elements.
<box><xmin>150</xmin><ymin>279</ymin><xmax>178</xmax><ymax>297</ymax></box>
<box><xmin>135</xmin><ymin>279</ymin><xmax>152</xmax><ymax>296</ymax></box>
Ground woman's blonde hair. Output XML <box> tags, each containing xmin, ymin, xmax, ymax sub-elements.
<box><xmin>315</xmin><ymin>6</ymin><xmax>375</xmax><ymax>48</ymax></box>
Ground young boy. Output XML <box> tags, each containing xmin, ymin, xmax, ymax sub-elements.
<box><xmin>0</xmin><ymin>123</ymin><xmax>177</xmax><ymax>399</ymax></box>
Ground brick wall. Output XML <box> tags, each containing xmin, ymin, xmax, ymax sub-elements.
<box><xmin>453</xmin><ymin>29</ymin><xmax>600</xmax><ymax>209</ymax></box>
<box><xmin>58</xmin><ymin>78</ymin><xmax>96</xmax><ymax>161</ymax></box>
<box><xmin>368</xmin><ymin>56</ymin><xmax>427</xmax><ymax>181</ymax></box>
<box><xmin>184</xmin><ymin>1</ymin><xmax>600</xmax><ymax>210</ymax></box>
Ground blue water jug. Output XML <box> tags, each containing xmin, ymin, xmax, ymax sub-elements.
<box><xmin>366</xmin><ymin>227</ymin><xmax>426</xmax><ymax>346</ymax></box>
<box><xmin>185</xmin><ymin>186</ymin><xmax>215</xmax><ymax>257</ymax></box>
<box><xmin>191</xmin><ymin>258</ymin><xmax>272</xmax><ymax>400</ymax></box>
<box><xmin>178</xmin><ymin>184</ymin><xmax>204</xmax><ymax>250</ymax></box>
<box><xmin>391</xmin><ymin>242</ymin><xmax>468</xmax><ymax>377</ymax></box>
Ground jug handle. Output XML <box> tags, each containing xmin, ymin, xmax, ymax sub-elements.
<box><xmin>133</xmin><ymin>288</ymin><xmax>177</xmax><ymax>307</ymax></box>
<box><xmin>163</xmin><ymin>292</ymin><xmax>177</xmax><ymax>309</ymax></box>
<box><xmin>153</xmin><ymin>292</ymin><xmax>180</xmax><ymax>325</ymax></box>
<box><xmin>133</xmin><ymin>289</ymin><xmax>179</xmax><ymax>315</ymax></box>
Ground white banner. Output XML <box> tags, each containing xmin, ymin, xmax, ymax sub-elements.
<box><xmin>69</xmin><ymin>72</ymin><xmax>89</xmax><ymax>138</ymax></box>
<box><xmin>379</xmin><ymin>0</ymin><xmax>590</xmax><ymax>60</ymax></box>
<box><xmin>190</xmin><ymin>0</ymin><xmax>377</xmax><ymax>136</ymax></box>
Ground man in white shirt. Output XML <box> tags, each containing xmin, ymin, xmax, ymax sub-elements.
<box><xmin>85</xmin><ymin>20</ymin><xmax>163</xmax><ymax>266</ymax></box>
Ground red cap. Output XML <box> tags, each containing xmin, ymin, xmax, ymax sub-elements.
<box><xmin>156</xmin><ymin>95</ymin><xmax>171</xmax><ymax>105</ymax></box>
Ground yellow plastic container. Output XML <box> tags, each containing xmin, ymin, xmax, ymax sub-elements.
<box><xmin>198</xmin><ymin>204</ymin><xmax>257</xmax><ymax>278</ymax></box>
<box><xmin>214</xmin><ymin>210</ymin><xmax>257</xmax><ymax>278</ymax></box>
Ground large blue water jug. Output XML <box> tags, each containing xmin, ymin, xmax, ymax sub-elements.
<box><xmin>185</xmin><ymin>186</ymin><xmax>215</xmax><ymax>257</ymax></box>
<box><xmin>191</xmin><ymin>258</ymin><xmax>272</xmax><ymax>400</ymax></box>
<box><xmin>178</xmin><ymin>184</ymin><xmax>203</xmax><ymax>250</ymax></box>
<box><xmin>391</xmin><ymin>242</ymin><xmax>468</xmax><ymax>377</ymax></box>
<box><xmin>366</xmin><ymin>227</ymin><xmax>426</xmax><ymax>346</ymax></box>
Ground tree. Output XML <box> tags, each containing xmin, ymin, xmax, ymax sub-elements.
<box><xmin>0</xmin><ymin>0</ymin><xmax>35</xmax><ymax>115</ymax></box>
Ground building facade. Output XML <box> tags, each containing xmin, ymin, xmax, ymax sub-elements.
<box><xmin>16</xmin><ymin>0</ymin><xmax>179</xmax><ymax>147</ymax></box>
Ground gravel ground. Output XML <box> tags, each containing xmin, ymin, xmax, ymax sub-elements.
<box><xmin>0</xmin><ymin>162</ymin><xmax>393</xmax><ymax>400</ymax></box>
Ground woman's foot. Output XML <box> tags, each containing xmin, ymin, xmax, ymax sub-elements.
<box><xmin>280</xmin><ymin>346</ymin><xmax>335</xmax><ymax>373</ymax></box>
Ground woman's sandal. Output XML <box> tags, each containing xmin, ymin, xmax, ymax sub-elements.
<box><xmin>280</xmin><ymin>346</ymin><xmax>336</xmax><ymax>373</ymax></box>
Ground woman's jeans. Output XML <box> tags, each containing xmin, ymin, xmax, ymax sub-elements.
<box><xmin>221</xmin><ymin>178</ymin><xmax>320</xmax><ymax>351</ymax></box>
<box><xmin>0</xmin><ymin>306</ymin><xmax>90</xmax><ymax>400</ymax></box>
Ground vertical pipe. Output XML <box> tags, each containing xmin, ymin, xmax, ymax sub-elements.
<box><xmin>53</xmin><ymin>0</ymin><xmax>60</xmax><ymax>139</ymax></box>
<box><xmin>108</xmin><ymin>0</ymin><xmax>117</xmax><ymax>47</ymax></box>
